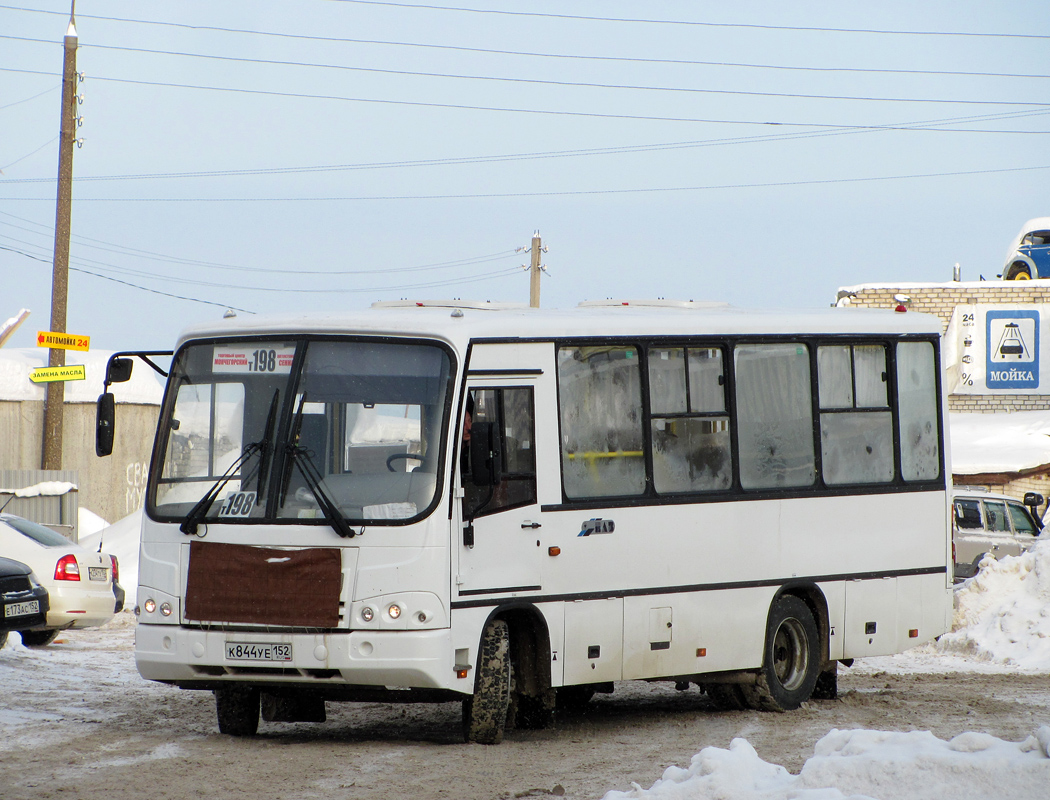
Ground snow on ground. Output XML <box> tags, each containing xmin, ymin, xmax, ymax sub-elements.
<box><xmin>79</xmin><ymin>509</ymin><xmax>141</xmax><ymax>592</ymax></box>
<box><xmin>601</xmin><ymin>727</ymin><xmax>1050</xmax><ymax>800</ymax></box>
<box><xmin>8</xmin><ymin>520</ymin><xmax>1050</xmax><ymax>798</ymax></box>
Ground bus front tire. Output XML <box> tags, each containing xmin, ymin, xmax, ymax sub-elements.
<box><xmin>463</xmin><ymin>619</ymin><xmax>511</xmax><ymax>744</ymax></box>
<box><xmin>215</xmin><ymin>686</ymin><xmax>260</xmax><ymax>736</ymax></box>
<box><xmin>743</xmin><ymin>595</ymin><xmax>820</xmax><ymax>712</ymax></box>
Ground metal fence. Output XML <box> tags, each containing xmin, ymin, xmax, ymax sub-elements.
<box><xmin>0</xmin><ymin>469</ymin><xmax>80</xmax><ymax>542</ymax></box>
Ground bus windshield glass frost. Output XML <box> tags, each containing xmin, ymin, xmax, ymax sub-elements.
<box><xmin>151</xmin><ymin>338</ymin><xmax>452</xmax><ymax>525</ymax></box>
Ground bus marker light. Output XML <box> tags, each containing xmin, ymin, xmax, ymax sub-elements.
<box><xmin>909</xmin><ymin>629</ymin><xmax>919</xmax><ymax>638</ymax></box>
<box><xmin>361</xmin><ymin>607</ymin><xmax>374</xmax><ymax>622</ymax></box>
<box><xmin>144</xmin><ymin>598</ymin><xmax>156</xmax><ymax>614</ymax></box>
<box><xmin>697</xmin><ymin>648</ymin><xmax>707</xmax><ymax>658</ymax></box>
<box><xmin>388</xmin><ymin>604</ymin><xmax>402</xmax><ymax>620</ymax></box>
<box><xmin>548</xmin><ymin>546</ymin><xmax>561</xmax><ymax>556</ymax></box>
<box><xmin>160</xmin><ymin>603</ymin><xmax>173</xmax><ymax>617</ymax></box>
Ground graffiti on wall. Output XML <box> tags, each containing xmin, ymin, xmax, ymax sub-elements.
<box><xmin>126</xmin><ymin>460</ymin><xmax>148</xmax><ymax>514</ymax></box>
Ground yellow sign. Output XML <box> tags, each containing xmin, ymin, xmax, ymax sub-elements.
<box><xmin>37</xmin><ymin>330</ymin><xmax>90</xmax><ymax>351</ymax></box>
<box><xmin>29</xmin><ymin>365</ymin><xmax>87</xmax><ymax>383</ymax></box>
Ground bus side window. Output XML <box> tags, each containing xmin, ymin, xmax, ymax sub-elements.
<box><xmin>817</xmin><ymin>344</ymin><xmax>894</xmax><ymax>486</ymax></box>
<box><xmin>734</xmin><ymin>343</ymin><xmax>815</xmax><ymax>490</ymax></box>
<box><xmin>896</xmin><ymin>341</ymin><xmax>941</xmax><ymax>482</ymax></box>
<box><xmin>557</xmin><ymin>346</ymin><xmax>646</xmax><ymax>499</ymax></box>
<box><xmin>648</xmin><ymin>347</ymin><xmax>732</xmax><ymax>494</ymax></box>
<box><xmin>466</xmin><ymin>388</ymin><xmax>537</xmax><ymax>517</ymax></box>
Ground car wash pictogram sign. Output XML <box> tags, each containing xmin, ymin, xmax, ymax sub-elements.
<box><xmin>945</xmin><ymin>306</ymin><xmax>1043</xmax><ymax>394</ymax></box>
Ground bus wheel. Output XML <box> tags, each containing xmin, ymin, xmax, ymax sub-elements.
<box><xmin>811</xmin><ymin>662</ymin><xmax>838</xmax><ymax>700</ymax></box>
<box><xmin>514</xmin><ymin>688</ymin><xmax>556</xmax><ymax>729</ymax></box>
<box><xmin>706</xmin><ymin>684</ymin><xmax>750</xmax><ymax>711</ymax></box>
<box><xmin>463</xmin><ymin>619</ymin><xmax>511</xmax><ymax>744</ymax></box>
<box><xmin>744</xmin><ymin>595</ymin><xmax>820</xmax><ymax>711</ymax></box>
<box><xmin>556</xmin><ymin>685</ymin><xmax>596</xmax><ymax>713</ymax></box>
<box><xmin>215</xmin><ymin>686</ymin><xmax>260</xmax><ymax>736</ymax></box>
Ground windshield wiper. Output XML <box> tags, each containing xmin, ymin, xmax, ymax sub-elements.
<box><xmin>283</xmin><ymin>394</ymin><xmax>356</xmax><ymax>539</ymax></box>
<box><xmin>179</xmin><ymin>444</ymin><xmax>261</xmax><ymax>536</ymax></box>
<box><xmin>179</xmin><ymin>389</ymin><xmax>280</xmax><ymax>536</ymax></box>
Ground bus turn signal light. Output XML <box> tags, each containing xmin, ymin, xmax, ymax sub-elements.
<box><xmin>548</xmin><ymin>546</ymin><xmax>561</xmax><ymax>556</ymax></box>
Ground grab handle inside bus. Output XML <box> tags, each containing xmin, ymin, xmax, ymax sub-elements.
<box><xmin>468</xmin><ymin>421</ymin><xmax>503</xmax><ymax>487</ymax></box>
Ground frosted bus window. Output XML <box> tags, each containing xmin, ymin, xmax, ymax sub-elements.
<box><xmin>818</xmin><ymin>344</ymin><xmax>893</xmax><ymax>485</ymax></box>
<box><xmin>649</xmin><ymin>346</ymin><xmax>731</xmax><ymax>494</ymax></box>
<box><xmin>817</xmin><ymin>346</ymin><xmax>853</xmax><ymax>408</ymax></box>
<box><xmin>897</xmin><ymin>341</ymin><xmax>941</xmax><ymax>482</ymax></box>
<box><xmin>735</xmin><ymin>343</ymin><xmax>815</xmax><ymax>489</ymax></box>
<box><xmin>157</xmin><ymin>382</ymin><xmax>246</xmax><ymax>507</ymax></box>
<box><xmin>648</xmin><ymin>348</ymin><xmax>688</xmax><ymax>414</ymax></box>
<box><xmin>558</xmin><ymin>346</ymin><xmax>645</xmax><ymax>499</ymax></box>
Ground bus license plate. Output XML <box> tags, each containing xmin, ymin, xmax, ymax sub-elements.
<box><xmin>88</xmin><ymin>567</ymin><xmax>108</xmax><ymax>582</ymax></box>
<box><xmin>225</xmin><ymin>642</ymin><xmax>292</xmax><ymax>662</ymax></box>
<box><xmin>6</xmin><ymin>600</ymin><xmax>40</xmax><ymax>618</ymax></box>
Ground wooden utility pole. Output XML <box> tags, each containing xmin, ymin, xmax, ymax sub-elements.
<box><xmin>41</xmin><ymin>7</ymin><xmax>78</xmax><ymax>470</ymax></box>
<box><xmin>529</xmin><ymin>231</ymin><xmax>542</xmax><ymax>308</ymax></box>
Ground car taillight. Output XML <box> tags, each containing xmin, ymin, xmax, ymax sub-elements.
<box><xmin>55</xmin><ymin>554</ymin><xmax>81</xmax><ymax>581</ymax></box>
<box><xmin>110</xmin><ymin>554</ymin><xmax>119</xmax><ymax>584</ymax></box>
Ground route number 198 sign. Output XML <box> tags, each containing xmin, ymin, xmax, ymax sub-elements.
<box><xmin>212</xmin><ymin>346</ymin><xmax>294</xmax><ymax>375</ymax></box>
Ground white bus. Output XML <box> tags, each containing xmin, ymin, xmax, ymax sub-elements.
<box><xmin>97</xmin><ymin>300</ymin><xmax>952</xmax><ymax>744</ymax></box>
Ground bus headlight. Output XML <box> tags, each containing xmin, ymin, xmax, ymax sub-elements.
<box><xmin>387</xmin><ymin>603</ymin><xmax>402</xmax><ymax>620</ymax></box>
<box><xmin>361</xmin><ymin>607</ymin><xmax>374</xmax><ymax>622</ymax></box>
<box><xmin>144</xmin><ymin>598</ymin><xmax>157</xmax><ymax>614</ymax></box>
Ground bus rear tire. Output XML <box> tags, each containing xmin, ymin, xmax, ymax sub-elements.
<box><xmin>706</xmin><ymin>684</ymin><xmax>750</xmax><ymax>711</ymax></box>
<box><xmin>743</xmin><ymin>595</ymin><xmax>820</xmax><ymax>712</ymax></box>
<box><xmin>215</xmin><ymin>686</ymin><xmax>260</xmax><ymax>736</ymax></box>
<box><xmin>463</xmin><ymin>619</ymin><xmax>511</xmax><ymax>744</ymax></box>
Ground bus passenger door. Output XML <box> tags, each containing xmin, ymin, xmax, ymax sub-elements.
<box><xmin>455</xmin><ymin>383</ymin><xmax>544</xmax><ymax>599</ymax></box>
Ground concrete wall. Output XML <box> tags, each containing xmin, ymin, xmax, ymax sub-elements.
<box><xmin>838</xmin><ymin>281</ymin><xmax>1050</xmax><ymax>414</ymax></box>
<box><xmin>0</xmin><ymin>400</ymin><xmax>159</xmax><ymax>524</ymax></box>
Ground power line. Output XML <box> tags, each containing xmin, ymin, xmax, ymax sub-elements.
<box><xmin>5</xmin><ymin>162</ymin><xmax>1044</xmax><ymax>203</ymax></box>
<box><xmin>0</xmin><ymin>82</ymin><xmax>59</xmax><ymax>111</ymax></box>
<box><xmin>4</xmin><ymin>2</ymin><xmax>1046</xmax><ymax>40</ymax></box>
<box><xmin>5</xmin><ymin>67</ymin><xmax>1048</xmax><ymax>129</ymax></box>
<box><xmin>4</xmin><ymin>30</ymin><xmax>1048</xmax><ymax>81</ymax></box>
<box><xmin>0</xmin><ymin>210</ymin><xmax>517</xmax><ymax>275</ymax></box>
<box><xmin>3</xmin><ymin>39</ymin><xmax>1045</xmax><ymax>109</ymax></box>
<box><xmin>0</xmin><ymin>242</ymin><xmax>256</xmax><ymax>313</ymax></box>
<box><xmin>2</xmin><ymin>109</ymin><xmax>1046</xmax><ymax>187</ymax></box>
<box><xmin>327</xmin><ymin>1</ymin><xmax>1050</xmax><ymax>40</ymax></box>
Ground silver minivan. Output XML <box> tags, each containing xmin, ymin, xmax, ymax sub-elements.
<box><xmin>952</xmin><ymin>489</ymin><xmax>1045</xmax><ymax>580</ymax></box>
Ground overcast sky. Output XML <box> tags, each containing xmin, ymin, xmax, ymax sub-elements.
<box><xmin>1</xmin><ymin>1</ymin><xmax>1047</xmax><ymax>352</ymax></box>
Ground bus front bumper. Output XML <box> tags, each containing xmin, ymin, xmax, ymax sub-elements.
<box><xmin>135</xmin><ymin>623</ymin><xmax>461</xmax><ymax>692</ymax></box>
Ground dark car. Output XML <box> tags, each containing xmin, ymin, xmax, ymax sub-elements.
<box><xmin>0</xmin><ymin>556</ymin><xmax>50</xmax><ymax>649</ymax></box>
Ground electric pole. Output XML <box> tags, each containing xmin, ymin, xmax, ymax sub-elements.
<box><xmin>519</xmin><ymin>231</ymin><xmax>547</xmax><ymax>308</ymax></box>
<box><xmin>41</xmin><ymin>5</ymin><xmax>78</xmax><ymax>470</ymax></box>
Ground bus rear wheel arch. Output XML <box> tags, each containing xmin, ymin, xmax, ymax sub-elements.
<box><xmin>743</xmin><ymin>594</ymin><xmax>821</xmax><ymax>711</ymax></box>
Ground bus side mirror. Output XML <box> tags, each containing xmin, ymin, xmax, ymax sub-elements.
<box><xmin>96</xmin><ymin>392</ymin><xmax>116</xmax><ymax>457</ymax></box>
<box><xmin>106</xmin><ymin>357</ymin><xmax>134</xmax><ymax>384</ymax></box>
<box><xmin>469</xmin><ymin>421</ymin><xmax>503</xmax><ymax>487</ymax></box>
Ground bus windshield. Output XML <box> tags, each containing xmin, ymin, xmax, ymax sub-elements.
<box><xmin>151</xmin><ymin>338</ymin><xmax>453</xmax><ymax>527</ymax></box>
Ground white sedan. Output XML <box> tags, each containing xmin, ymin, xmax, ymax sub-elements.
<box><xmin>0</xmin><ymin>513</ymin><xmax>122</xmax><ymax>646</ymax></box>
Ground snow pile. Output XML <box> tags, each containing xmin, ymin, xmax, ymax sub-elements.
<box><xmin>934</xmin><ymin>539</ymin><xmax>1050</xmax><ymax>668</ymax></box>
<box><xmin>78</xmin><ymin>507</ymin><xmax>108</xmax><ymax>538</ymax></box>
<box><xmin>602</xmin><ymin>728</ymin><xmax>1050</xmax><ymax>800</ymax></box>
<box><xmin>0</xmin><ymin>480</ymin><xmax>77</xmax><ymax>497</ymax></box>
<box><xmin>79</xmin><ymin>509</ymin><xmax>142</xmax><ymax>592</ymax></box>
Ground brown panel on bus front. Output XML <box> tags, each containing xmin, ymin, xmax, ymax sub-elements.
<box><xmin>184</xmin><ymin>541</ymin><xmax>342</xmax><ymax>628</ymax></box>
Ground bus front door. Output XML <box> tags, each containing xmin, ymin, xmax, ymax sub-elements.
<box><xmin>456</xmin><ymin>383</ymin><xmax>543</xmax><ymax>599</ymax></box>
